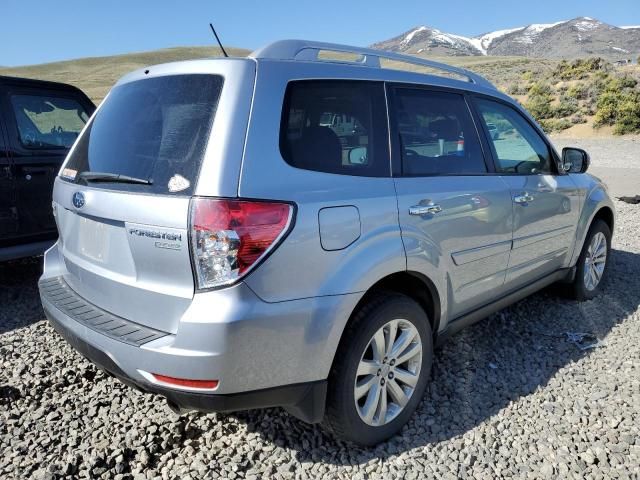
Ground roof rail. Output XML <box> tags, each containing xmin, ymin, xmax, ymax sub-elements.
<box><xmin>249</xmin><ymin>40</ymin><xmax>496</xmax><ymax>89</ymax></box>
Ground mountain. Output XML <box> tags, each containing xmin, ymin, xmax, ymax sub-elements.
<box><xmin>371</xmin><ymin>17</ymin><xmax>640</xmax><ymax>59</ymax></box>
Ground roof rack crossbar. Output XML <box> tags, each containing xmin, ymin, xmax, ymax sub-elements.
<box><xmin>249</xmin><ymin>40</ymin><xmax>495</xmax><ymax>89</ymax></box>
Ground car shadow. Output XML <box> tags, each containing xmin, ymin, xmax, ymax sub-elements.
<box><xmin>230</xmin><ymin>247</ymin><xmax>640</xmax><ymax>463</ymax></box>
<box><xmin>0</xmin><ymin>257</ymin><xmax>44</xmax><ymax>334</ymax></box>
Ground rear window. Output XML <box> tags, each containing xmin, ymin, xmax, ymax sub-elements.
<box><xmin>393</xmin><ymin>89</ymin><xmax>486</xmax><ymax>176</ymax></box>
<box><xmin>280</xmin><ymin>81</ymin><xmax>389</xmax><ymax>177</ymax></box>
<box><xmin>62</xmin><ymin>74</ymin><xmax>223</xmax><ymax>195</ymax></box>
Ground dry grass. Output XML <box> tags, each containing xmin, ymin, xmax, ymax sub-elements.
<box><xmin>0</xmin><ymin>46</ymin><xmax>250</xmax><ymax>104</ymax></box>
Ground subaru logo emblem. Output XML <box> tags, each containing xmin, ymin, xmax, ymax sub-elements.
<box><xmin>72</xmin><ymin>192</ymin><xmax>85</xmax><ymax>209</ymax></box>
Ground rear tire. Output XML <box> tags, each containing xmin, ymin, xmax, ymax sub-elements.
<box><xmin>323</xmin><ymin>293</ymin><xmax>433</xmax><ymax>446</ymax></box>
<box><xmin>569</xmin><ymin>219</ymin><xmax>611</xmax><ymax>301</ymax></box>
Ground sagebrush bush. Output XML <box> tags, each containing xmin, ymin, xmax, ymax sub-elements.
<box><xmin>566</xmin><ymin>83</ymin><xmax>589</xmax><ymax>100</ymax></box>
<box><xmin>594</xmin><ymin>75</ymin><xmax>640</xmax><ymax>134</ymax></box>
<box><xmin>554</xmin><ymin>58</ymin><xmax>609</xmax><ymax>80</ymax></box>
<box><xmin>539</xmin><ymin>118</ymin><xmax>573</xmax><ymax>132</ymax></box>
<box><xmin>555</xmin><ymin>97</ymin><xmax>580</xmax><ymax>117</ymax></box>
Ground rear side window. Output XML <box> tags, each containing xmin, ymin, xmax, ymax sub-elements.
<box><xmin>474</xmin><ymin>98</ymin><xmax>553</xmax><ymax>175</ymax></box>
<box><xmin>63</xmin><ymin>74</ymin><xmax>223</xmax><ymax>195</ymax></box>
<box><xmin>10</xmin><ymin>94</ymin><xmax>90</xmax><ymax>149</ymax></box>
<box><xmin>393</xmin><ymin>89</ymin><xmax>486</xmax><ymax>176</ymax></box>
<box><xmin>280</xmin><ymin>81</ymin><xmax>389</xmax><ymax>177</ymax></box>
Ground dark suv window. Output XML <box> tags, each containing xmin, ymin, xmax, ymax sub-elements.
<box><xmin>280</xmin><ymin>81</ymin><xmax>389</xmax><ymax>177</ymax></box>
<box><xmin>393</xmin><ymin>89</ymin><xmax>486</xmax><ymax>176</ymax></box>
<box><xmin>63</xmin><ymin>74</ymin><xmax>223</xmax><ymax>195</ymax></box>
<box><xmin>10</xmin><ymin>94</ymin><xmax>90</xmax><ymax>149</ymax></box>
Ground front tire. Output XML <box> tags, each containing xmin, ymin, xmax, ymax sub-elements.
<box><xmin>323</xmin><ymin>293</ymin><xmax>433</xmax><ymax>446</ymax></box>
<box><xmin>569</xmin><ymin>219</ymin><xmax>611</xmax><ymax>301</ymax></box>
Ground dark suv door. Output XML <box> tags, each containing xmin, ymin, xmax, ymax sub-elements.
<box><xmin>0</xmin><ymin>112</ymin><xmax>17</xmax><ymax>243</ymax></box>
<box><xmin>1</xmin><ymin>87</ymin><xmax>93</xmax><ymax>240</ymax></box>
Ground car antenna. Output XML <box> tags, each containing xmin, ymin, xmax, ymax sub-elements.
<box><xmin>209</xmin><ymin>23</ymin><xmax>229</xmax><ymax>58</ymax></box>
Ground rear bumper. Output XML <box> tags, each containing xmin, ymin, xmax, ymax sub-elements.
<box><xmin>42</xmin><ymin>301</ymin><xmax>326</xmax><ymax>421</ymax></box>
<box><xmin>39</xmin><ymin>242</ymin><xmax>361</xmax><ymax>421</ymax></box>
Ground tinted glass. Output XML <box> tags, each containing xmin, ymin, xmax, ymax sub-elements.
<box><xmin>394</xmin><ymin>89</ymin><xmax>486</xmax><ymax>176</ymax></box>
<box><xmin>475</xmin><ymin>98</ymin><xmax>553</xmax><ymax>175</ymax></box>
<box><xmin>280</xmin><ymin>81</ymin><xmax>389</xmax><ymax>177</ymax></box>
<box><xmin>10</xmin><ymin>94</ymin><xmax>90</xmax><ymax>149</ymax></box>
<box><xmin>63</xmin><ymin>74</ymin><xmax>223</xmax><ymax>195</ymax></box>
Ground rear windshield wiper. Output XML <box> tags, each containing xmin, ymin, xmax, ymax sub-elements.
<box><xmin>78</xmin><ymin>172</ymin><xmax>153</xmax><ymax>185</ymax></box>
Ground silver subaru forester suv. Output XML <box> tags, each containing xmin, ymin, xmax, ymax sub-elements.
<box><xmin>39</xmin><ymin>40</ymin><xmax>614</xmax><ymax>445</ymax></box>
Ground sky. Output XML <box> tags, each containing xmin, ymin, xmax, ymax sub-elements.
<box><xmin>2</xmin><ymin>0</ymin><xmax>640</xmax><ymax>66</ymax></box>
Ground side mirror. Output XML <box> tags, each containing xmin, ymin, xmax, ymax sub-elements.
<box><xmin>348</xmin><ymin>146</ymin><xmax>368</xmax><ymax>165</ymax></box>
<box><xmin>562</xmin><ymin>147</ymin><xmax>590</xmax><ymax>173</ymax></box>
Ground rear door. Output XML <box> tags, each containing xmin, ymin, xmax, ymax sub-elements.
<box><xmin>1</xmin><ymin>87</ymin><xmax>94</xmax><ymax>239</ymax></box>
<box><xmin>390</xmin><ymin>86</ymin><xmax>514</xmax><ymax>319</ymax></box>
<box><xmin>0</xmin><ymin>110</ymin><xmax>17</xmax><ymax>242</ymax></box>
<box><xmin>472</xmin><ymin>97</ymin><xmax>580</xmax><ymax>287</ymax></box>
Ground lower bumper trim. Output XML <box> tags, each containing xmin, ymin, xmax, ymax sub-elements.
<box><xmin>44</xmin><ymin>303</ymin><xmax>327</xmax><ymax>423</ymax></box>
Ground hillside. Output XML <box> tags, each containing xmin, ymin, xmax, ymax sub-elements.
<box><xmin>372</xmin><ymin>17</ymin><xmax>640</xmax><ymax>60</ymax></box>
<box><xmin>0</xmin><ymin>46</ymin><xmax>250</xmax><ymax>104</ymax></box>
<box><xmin>1</xmin><ymin>45</ymin><xmax>638</xmax><ymax>136</ymax></box>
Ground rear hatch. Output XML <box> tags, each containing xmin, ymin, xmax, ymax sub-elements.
<box><xmin>52</xmin><ymin>62</ymin><xmax>255</xmax><ymax>334</ymax></box>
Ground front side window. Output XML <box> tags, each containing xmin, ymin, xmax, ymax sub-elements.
<box><xmin>393</xmin><ymin>89</ymin><xmax>486</xmax><ymax>176</ymax></box>
<box><xmin>63</xmin><ymin>74</ymin><xmax>223</xmax><ymax>195</ymax></box>
<box><xmin>10</xmin><ymin>94</ymin><xmax>90</xmax><ymax>149</ymax></box>
<box><xmin>280</xmin><ymin>81</ymin><xmax>389</xmax><ymax>177</ymax></box>
<box><xmin>475</xmin><ymin>98</ymin><xmax>553</xmax><ymax>175</ymax></box>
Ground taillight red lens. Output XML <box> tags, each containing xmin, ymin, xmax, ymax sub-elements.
<box><xmin>151</xmin><ymin>373</ymin><xmax>218</xmax><ymax>390</ymax></box>
<box><xmin>190</xmin><ymin>198</ymin><xmax>293</xmax><ymax>289</ymax></box>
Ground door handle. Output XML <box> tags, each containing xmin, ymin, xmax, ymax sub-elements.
<box><xmin>514</xmin><ymin>193</ymin><xmax>535</xmax><ymax>204</ymax></box>
<box><xmin>409</xmin><ymin>203</ymin><xmax>442</xmax><ymax>216</ymax></box>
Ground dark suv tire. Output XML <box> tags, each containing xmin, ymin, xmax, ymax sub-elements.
<box><xmin>323</xmin><ymin>293</ymin><xmax>433</xmax><ymax>445</ymax></box>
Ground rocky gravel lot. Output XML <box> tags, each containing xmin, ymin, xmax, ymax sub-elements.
<box><xmin>1</xmin><ymin>199</ymin><xmax>639</xmax><ymax>480</ymax></box>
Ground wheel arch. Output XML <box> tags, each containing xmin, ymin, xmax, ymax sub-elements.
<box><xmin>592</xmin><ymin>205</ymin><xmax>614</xmax><ymax>234</ymax></box>
<box><xmin>570</xmin><ymin>184</ymin><xmax>615</xmax><ymax>267</ymax></box>
<box><xmin>342</xmin><ymin>271</ymin><xmax>442</xmax><ymax>345</ymax></box>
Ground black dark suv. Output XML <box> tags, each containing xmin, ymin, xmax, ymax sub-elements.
<box><xmin>0</xmin><ymin>76</ymin><xmax>95</xmax><ymax>261</ymax></box>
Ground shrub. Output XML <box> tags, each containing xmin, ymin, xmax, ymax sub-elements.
<box><xmin>613</xmin><ymin>93</ymin><xmax>640</xmax><ymax>134</ymax></box>
<box><xmin>554</xmin><ymin>97</ymin><xmax>580</xmax><ymax>117</ymax></box>
<box><xmin>525</xmin><ymin>82</ymin><xmax>555</xmax><ymax>120</ymax></box>
<box><xmin>521</xmin><ymin>71</ymin><xmax>535</xmax><ymax>82</ymax></box>
<box><xmin>528</xmin><ymin>82</ymin><xmax>553</xmax><ymax>97</ymax></box>
<box><xmin>594</xmin><ymin>89</ymin><xmax>640</xmax><ymax>134</ymax></box>
<box><xmin>566</xmin><ymin>83</ymin><xmax>589</xmax><ymax>100</ymax></box>
<box><xmin>569</xmin><ymin>114</ymin><xmax>587</xmax><ymax>125</ymax></box>
<box><xmin>507</xmin><ymin>83</ymin><xmax>528</xmax><ymax>95</ymax></box>
<box><xmin>539</xmin><ymin>118</ymin><xmax>573</xmax><ymax>132</ymax></box>
<box><xmin>554</xmin><ymin>58</ymin><xmax>609</xmax><ymax>80</ymax></box>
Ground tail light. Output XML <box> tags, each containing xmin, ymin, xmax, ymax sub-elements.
<box><xmin>190</xmin><ymin>198</ymin><xmax>293</xmax><ymax>289</ymax></box>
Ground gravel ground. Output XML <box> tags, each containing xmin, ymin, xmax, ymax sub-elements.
<box><xmin>551</xmin><ymin>136</ymin><xmax>640</xmax><ymax>198</ymax></box>
<box><xmin>1</xmin><ymin>199</ymin><xmax>639</xmax><ymax>480</ymax></box>
<box><xmin>550</xmin><ymin>136</ymin><xmax>640</xmax><ymax>170</ymax></box>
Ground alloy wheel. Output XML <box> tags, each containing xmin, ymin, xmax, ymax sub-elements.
<box><xmin>354</xmin><ymin>319</ymin><xmax>423</xmax><ymax>426</ymax></box>
<box><xmin>584</xmin><ymin>231</ymin><xmax>607</xmax><ymax>291</ymax></box>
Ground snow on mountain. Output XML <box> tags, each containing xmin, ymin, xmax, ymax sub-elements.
<box><xmin>469</xmin><ymin>27</ymin><xmax>526</xmax><ymax>54</ymax></box>
<box><xmin>511</xmin><ymin>21</ymin><xmax>567</xmax><ymax>45</ymax></box>
<box><xmin>371</xmin><ymin>17</ymin><xmax>640</xmax><ymax>59</ymax></box>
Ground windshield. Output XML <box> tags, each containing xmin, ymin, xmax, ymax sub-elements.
<box><xmin>62</xmin><ymin>74</ymin><xmax>224</xmax><ymax>195</ymax></box>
